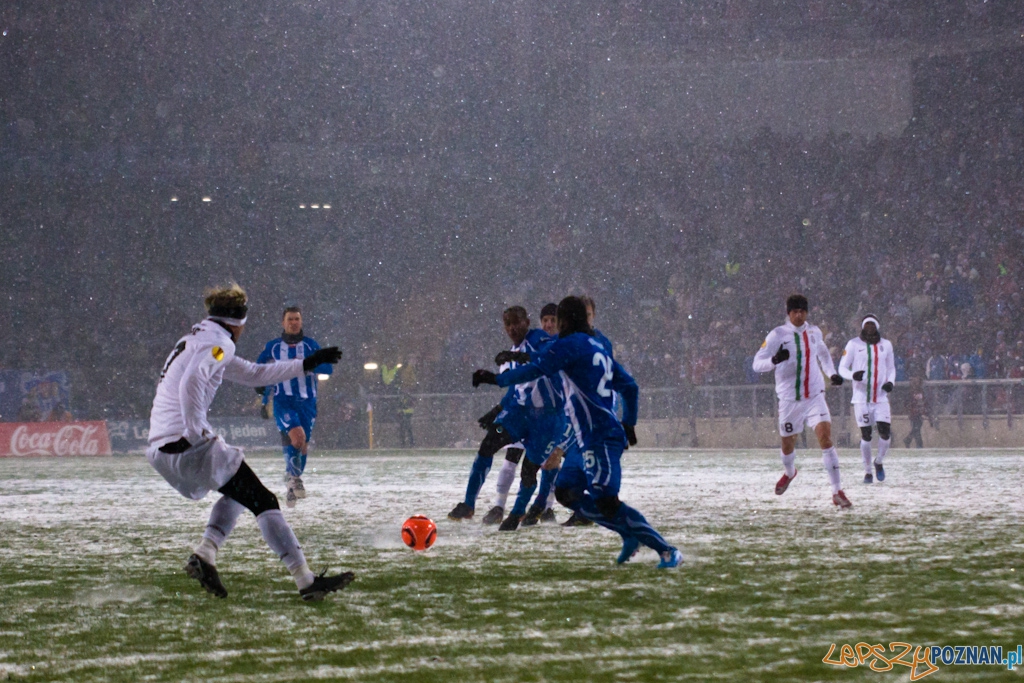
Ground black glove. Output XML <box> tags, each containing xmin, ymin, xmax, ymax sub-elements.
<box><xmin>771</xmin><ymin>346</ymin><xmax>790</xmax><ymax>365</ymax></box>
<box><xmin>852</xmin><ymin>370</ymin><xmax>865</xmax><ymax>381</ymax></box>
<box><xmin>494</xmin><ymin>350</ymin><xmax>532</xmax><ymax>365</ymax></box>
<box><xmin>881</xmin><ymin>382</ymin><xmax>893</xmax><ymax>393</ymax></box>
<box><xmin>255</xmin><ymin>386</ymin><xmax>266</xmax><ymax>395</ymax></box>
<box><xmin>260</xmin><ymin>404</ymin><xmax>270</xmax><ymax>420</ymax></box>
<box><xmin>303</xmin><ymin>346</ymin><xmax>342</xmax><ymax>372</ymax></box>
<box><xmin>478</xmin><ymin>404</ymin><xmax>502</xmax><ymax>430</ymax></box>
<box><xmin>472</xmin><ymin>369</ymin><xmax>498</xmax><ymax>387</ymax></box>
<box><xmin>623</xmin><ymin>424</ymin><xmax>638</xmax><ymax>447</ymax></box>
<box><xmin>830</xmin><ymin>374</ymin><xmax>844</xmax><ymax>386</ymax></box>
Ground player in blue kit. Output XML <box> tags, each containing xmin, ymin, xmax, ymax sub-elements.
<box><xmin>256</xmin><ymin>306</ymin><xmax>335</xmax><ymax>508</ymax></box>
<box><xmin>448</xmin><ymin>306</ymin><xmax>558</xmax><ymax>525</ymax></box>
<box><xmin>474</xmin><ymin>296</ymin><xmax>682</xmax><ymax>568</ymax></box>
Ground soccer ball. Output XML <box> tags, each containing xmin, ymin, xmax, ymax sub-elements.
<box><xmin>401</xmin><ymin>515</ymin><xmax>437</xmax><ymax>551</ymax></box>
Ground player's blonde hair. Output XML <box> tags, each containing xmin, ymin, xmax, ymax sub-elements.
<box><xmin>204</xmin><ymin>282</ymin><xmax>248</xmax><ymax>312</ymax></box>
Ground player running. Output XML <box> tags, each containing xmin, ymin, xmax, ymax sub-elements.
<box><xmin>448</xmin><ymin>306</ymin><xmax>554</xmax><ymax>525</ymax></box>
<box><xmin>256</xmin><ymin>306</ymin><xmax>334</xmax><ymax>507</ymax></box>
<box><xmin>752</xmin><ymin>294</ymin><xmax>852</xmax><ymax>508</ymax></box>
<box><xmin>146</xmin><ymin>284</ymin><xmax>353</xmax><ymax>601</ymax></box>
<box><xmin>476</xmin><ymin>296</ymin><xmax>682</xmax><ymax>568</ymax></box>
<box><xmin>838</xmin><ymin>315</ymin><xmax>896</xmax><ymax>484</ymax></box>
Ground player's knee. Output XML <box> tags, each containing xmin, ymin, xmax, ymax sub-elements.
<box><xmin>860</xmin><ymin>426</ymin><xmax>873</xmax><ymax>442</ymax></box>
<box><xmin>555</xmin><ymin>486</ymin><xmax>582</xmax><ymax>510</ymax></box>
<box><xmin>289</xmin><ymin>428</ymin><xmax>306</xmax><ymax>450</ymax></box>
<box><xmin>877</xmin><ymin>422</ymin><xmax>891</xmax><ymax>440</ymax></box>
<box><xmin>595</xmin><ymin>495</ymin><xmax>621</xmax><ymax>518</ymax></box>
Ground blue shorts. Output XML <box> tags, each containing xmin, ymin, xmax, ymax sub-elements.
<box><xmin>274</xmin><ymin>398</ymin><xmax>317</xmax><ymax>440</ymax></box>
<box><xmin>555</xmin><ymin>437</ymin><xmax>622</xmax><ymax>499</ymax></box>
<box><xmin>496</xmin><ymin>406</ymin><xmax>566</xmax><ymax>466</ymax></box>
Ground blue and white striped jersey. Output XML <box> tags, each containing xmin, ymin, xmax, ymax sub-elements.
<box><xmin>500</xmin><ymin>328</ymin><xmax>561</xmax><ymax>412</ymax></box>
<box><xmin>256</xmin><ymin>336</ymin><xmax>333</xmax><ymax>402</ymax></box>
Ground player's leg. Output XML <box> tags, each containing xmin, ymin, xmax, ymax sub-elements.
<box><xmin>218</xmin><ymin>460</ymin><xmax>354</xmax><ymax>599</ymax></box>
<box><xmin>855</xmin><ymin>403</ymin><xmax>874</xmax><ymax>483</ymax></box>
<box><xmin>873</xmin><ymin>403</ymin><xmax>892</xmax><ymax>481</ymax></box>
<box><xmin>290</xmin><ymin>408</ymin><xmax>315</xmax><ymax>501</ymax></box>
<box><xmin>776</xmin><ymin>400</ymin><xmax>800</xmax><ymax>494</ymax></box>
<box><xmin>523</xmin><ymin>465</ymin><xmax>559</xmax><ymax>526</ymax></box>
<box><xmin>576</xmin><ymin>441</ymin><xmax>680</xmax><ymax>566</ymax></box>
<box><xmin>486</xmin><ymin>447</ymin><xmax>523</xmax><ymax>524</ymax></box>
<box><xmin>812</xmin><ymin>407</ymin><xmax>850</xmax><ymax>508</ymax></box>
<box><xmin>449</xmin><ymin>422</ymin><xmax>516</xmax><ymax>520</ymax></box>
<box><xmin>907</xmin><ymin>415</ymin><xmax>923</xmax><ymax>448</ymax></box>
<box><xmin>500</xmin><ymin>456</ymin><xmax>540</xmax><ymax>531</ymax></box>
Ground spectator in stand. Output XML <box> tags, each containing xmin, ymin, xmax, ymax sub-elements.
<box><xmin>903</xmin><ymin>377</ymin><xmax>933</xmax><ymax>449</ymax></box>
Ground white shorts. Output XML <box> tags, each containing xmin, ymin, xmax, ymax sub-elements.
<box><xmin>778</xmin><ymin>393</ymin><xmax>831</xmax><ymax>436</ymax></box>
<box><xmin>853</xmin><ymin>401</ymin><xmax>892</xmax><ymax>427</ymax></box>
<box><xmin>147</xmin><ymin>437</ymin><xmax>245</xmax><ymax>501</ymax></box>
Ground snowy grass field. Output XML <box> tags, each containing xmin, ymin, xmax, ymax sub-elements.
<box><xmin>1</xmin><ymin>449</ymin><xmax>1023</xmax><ymax>682</ymax></box>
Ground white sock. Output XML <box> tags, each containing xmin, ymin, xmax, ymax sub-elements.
<box><xmin>546</xmin><ymin>488</ymin><xmax>556</xmax><ymax>510</ymax></box>
<box><xmin>822</xmin><ymin>447</ymin><xmax>841</xmax><ymax>494</ymax></box>
<box><xmin>860</xmin><ymin>440</ymin><xmax>873</xmax><ymax>475</ymax></box>
<box><xmin>876</xmin><ymin>438</ymin><xmax>891</xmax><ymax>464</ymax></box>
<box><xmin>780</xmin><ymin>450</ymin><xmax>796</xmax><ymax>478</ymax></box>
<box><xmin>495</xmin><ymin>459</ymin><xmax>516</xmax><ymax>508</ymax></box>
<box><xmin>255</xmin><ymin>509</ymin><xmax>314</xmax><ymax>589</ymax></box>
<box><xmin>197</xmin><ymin>496</ymin><xmax>246</xmax><ymax>563</ymax></box>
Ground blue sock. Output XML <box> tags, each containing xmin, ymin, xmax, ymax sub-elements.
<box><xmin>463</xmin><ymin>455</ymin><xmax>493</xmax><ymax>509</ymax></box>
<box><xmin>535</xmin><ymin>468</ymin><xmax>558</xmax><ymax>509</ymax></box>
<box><xmin>284</xmin><ymin>445</ymin><xmax>303</xmax><ymax>477</ymax></box>
<box><xmin>509</xmin><ymin>484</ymin><xmax>536</xmax><ymax>517</ymax></box>
<box><xmin>297</xmin><ymin>451</ymin><xmax>307</xmax><ymax>476</ymax></box>
<box><xmin>576</xmin><ymin>494</ymin><xmax>632</xmax><ymax>540</ymax></box>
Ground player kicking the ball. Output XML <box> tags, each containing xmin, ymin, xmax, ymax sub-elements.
<box><xmin>752</xmin><ymin>294</ymin><xmax>851</xmax><ymax>508</ymax></box>
<box><xmin>146</xmin><ymin>283</ymin><xmax>354</xmax><ymax>601</ymax></box>
<box><xmin>838</xmin><ymin>315</ymin><xmax>896</xmax><ymax>484</ymax></box>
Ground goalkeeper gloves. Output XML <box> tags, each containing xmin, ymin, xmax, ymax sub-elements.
<box><xmin>255</xmin><ymin>386</ymin><xmax>266</xmax><ymax>395</ymax></box>
<box><xmin>303</xmin><ymin>347</ymin><xmax>342</xmax><ymax>372</ymax></box>
<box><xmin>771</xmin><ymin>346</ymin><xmax>790</xmax><ymax>365</ymax></box>
<box><xmin>881</xmin><ymin>382</ymin><xmax>893</xmax><ymax>393</ymax></box>
<box><xmin>852</xmin><ymin>370</ymin><xmax>865</xmax><ymax>381</ymax></box>
<box><xmin>494</xmin><ymin>350</ymin><xmax>531</xmax><ymax>365</ymax></box>
<box><xmin>472</xmin><ymin>369</ymin><xmax>498</xmax><ymax>387</ymax></box>
<box><xmin>623</xmin><ymin>424</ymin><xmax>638</xmax><ymax>447</ymax></box>
<box><xmin>478</xmin><ymin>405</ymin><xmax>502</xmax><ymax>430</ymax></box>
<box><xmin>830</xmin><ymin>374</ymin><xmax>844</xmax><ymax>386</ymax></box>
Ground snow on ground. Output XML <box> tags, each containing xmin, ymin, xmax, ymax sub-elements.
<box><xmin>0</xmin><ymin>448</ymin><xmax>1022</xmax><ymax>682</ymax></box>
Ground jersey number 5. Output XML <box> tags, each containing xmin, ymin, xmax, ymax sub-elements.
<box><xmin>593</xmin><ymin>352</ymin><xmax>613</xmax><ymax>397</ymax></box>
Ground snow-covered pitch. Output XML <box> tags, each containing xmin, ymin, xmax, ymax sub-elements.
<box><xmin>1</xmin><ymin>449</ymin><xmax>1022</xmax><ymax>682</ymax></box>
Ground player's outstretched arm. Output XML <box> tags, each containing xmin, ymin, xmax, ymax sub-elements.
<box><xmin>307</xmin><ymin>340</ymin><xmax>335</xmax><ymax>376</ymax></box>
<box><xmin>610</xmin><ymin>359</ymin><xmax>639</xmax><ymax>427</ymax></box>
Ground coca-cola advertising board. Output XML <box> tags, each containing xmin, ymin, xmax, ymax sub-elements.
<box><xmin>0</xmin><ymin>422</ymin><xmax>112</xmax><ymax>457</ymax></box>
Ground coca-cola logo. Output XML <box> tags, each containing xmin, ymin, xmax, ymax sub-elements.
<box><xmin>9</xmin><ymin>424</ymin><xmax>102</xmax><ymax>456</ymax></box>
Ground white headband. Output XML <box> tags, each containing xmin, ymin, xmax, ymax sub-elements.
<box><xmin>861</xmin><ymin>316</ymin><xmax>879</xmax><ymax>330</ymax></box>
<box><xmin>208</xmin><ymin>315</ymin><xmax>248</xmax><ymax>327</ymax></box>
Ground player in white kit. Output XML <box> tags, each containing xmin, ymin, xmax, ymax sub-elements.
<box><xmin>146</xmin><ymin>283</ymin><xmax>353</xmax><ymax>601</ymax></box>
<box><xmin>752</xmin><ymin>294</ymin><xmax>852</xmax><ymax>508</ymax></box>
<box><xmin>838</xmin><ymin>315</ymin><xmax>895</xmax><ymax>484</ymax></box>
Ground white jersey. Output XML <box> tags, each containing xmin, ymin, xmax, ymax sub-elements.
<box><xmin>752</xmin><ymin>320</ymin><xmax>836</xmax><ymax>402</ymax></box>
<box><xmin>838</xmin><ymin>336</ymin><xmax>895</xmax><ymax>405</ymax></box>
<box><xmin>148</xmin><ymin>319</ymin><xmax>305</xmax><ymax>448</ymax></box>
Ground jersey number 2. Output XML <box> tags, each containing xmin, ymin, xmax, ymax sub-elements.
<box><xmin>593</xmin><ymin>352</ymin><xmax>613</xmax><ymax>397</ymax></box>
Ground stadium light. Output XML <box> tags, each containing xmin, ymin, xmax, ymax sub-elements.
<box><xmin>311</xmin><ymin>204</ymin><xmax>320</xmax><ymax>209</ymax></box>
<box><xmin>317</xmin><ymin>373</ymin><xmax>330</xmax><ymax>381</ymax></box>
<box><xmin>322</xmin><ymin>204</ymin><xmax>331</xmax><ymax>209</ymax></box>
<box><xmin>202</xmin><ymin>196</ymin><xmax>211</xmax><ymax>203</ymax></box>
<box><xmin>363</xmin><ymin>362</ymin><xmax>378</xmax><ymax>371</ymax></box>
<box><xmin>299</xmin><ymin>204</ymin><xmax>306</xmax><ymax>209</ymax></box>
<box><xmin>170</xmin><ymin>196</ymin><xmax>178</xmax><ymax>202</ymax></box>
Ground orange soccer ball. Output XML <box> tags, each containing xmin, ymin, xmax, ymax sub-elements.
<box><xmin>401</xmin><ymin>515</ymin><xmax>437</xmax><ymax>551</ymax></box>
